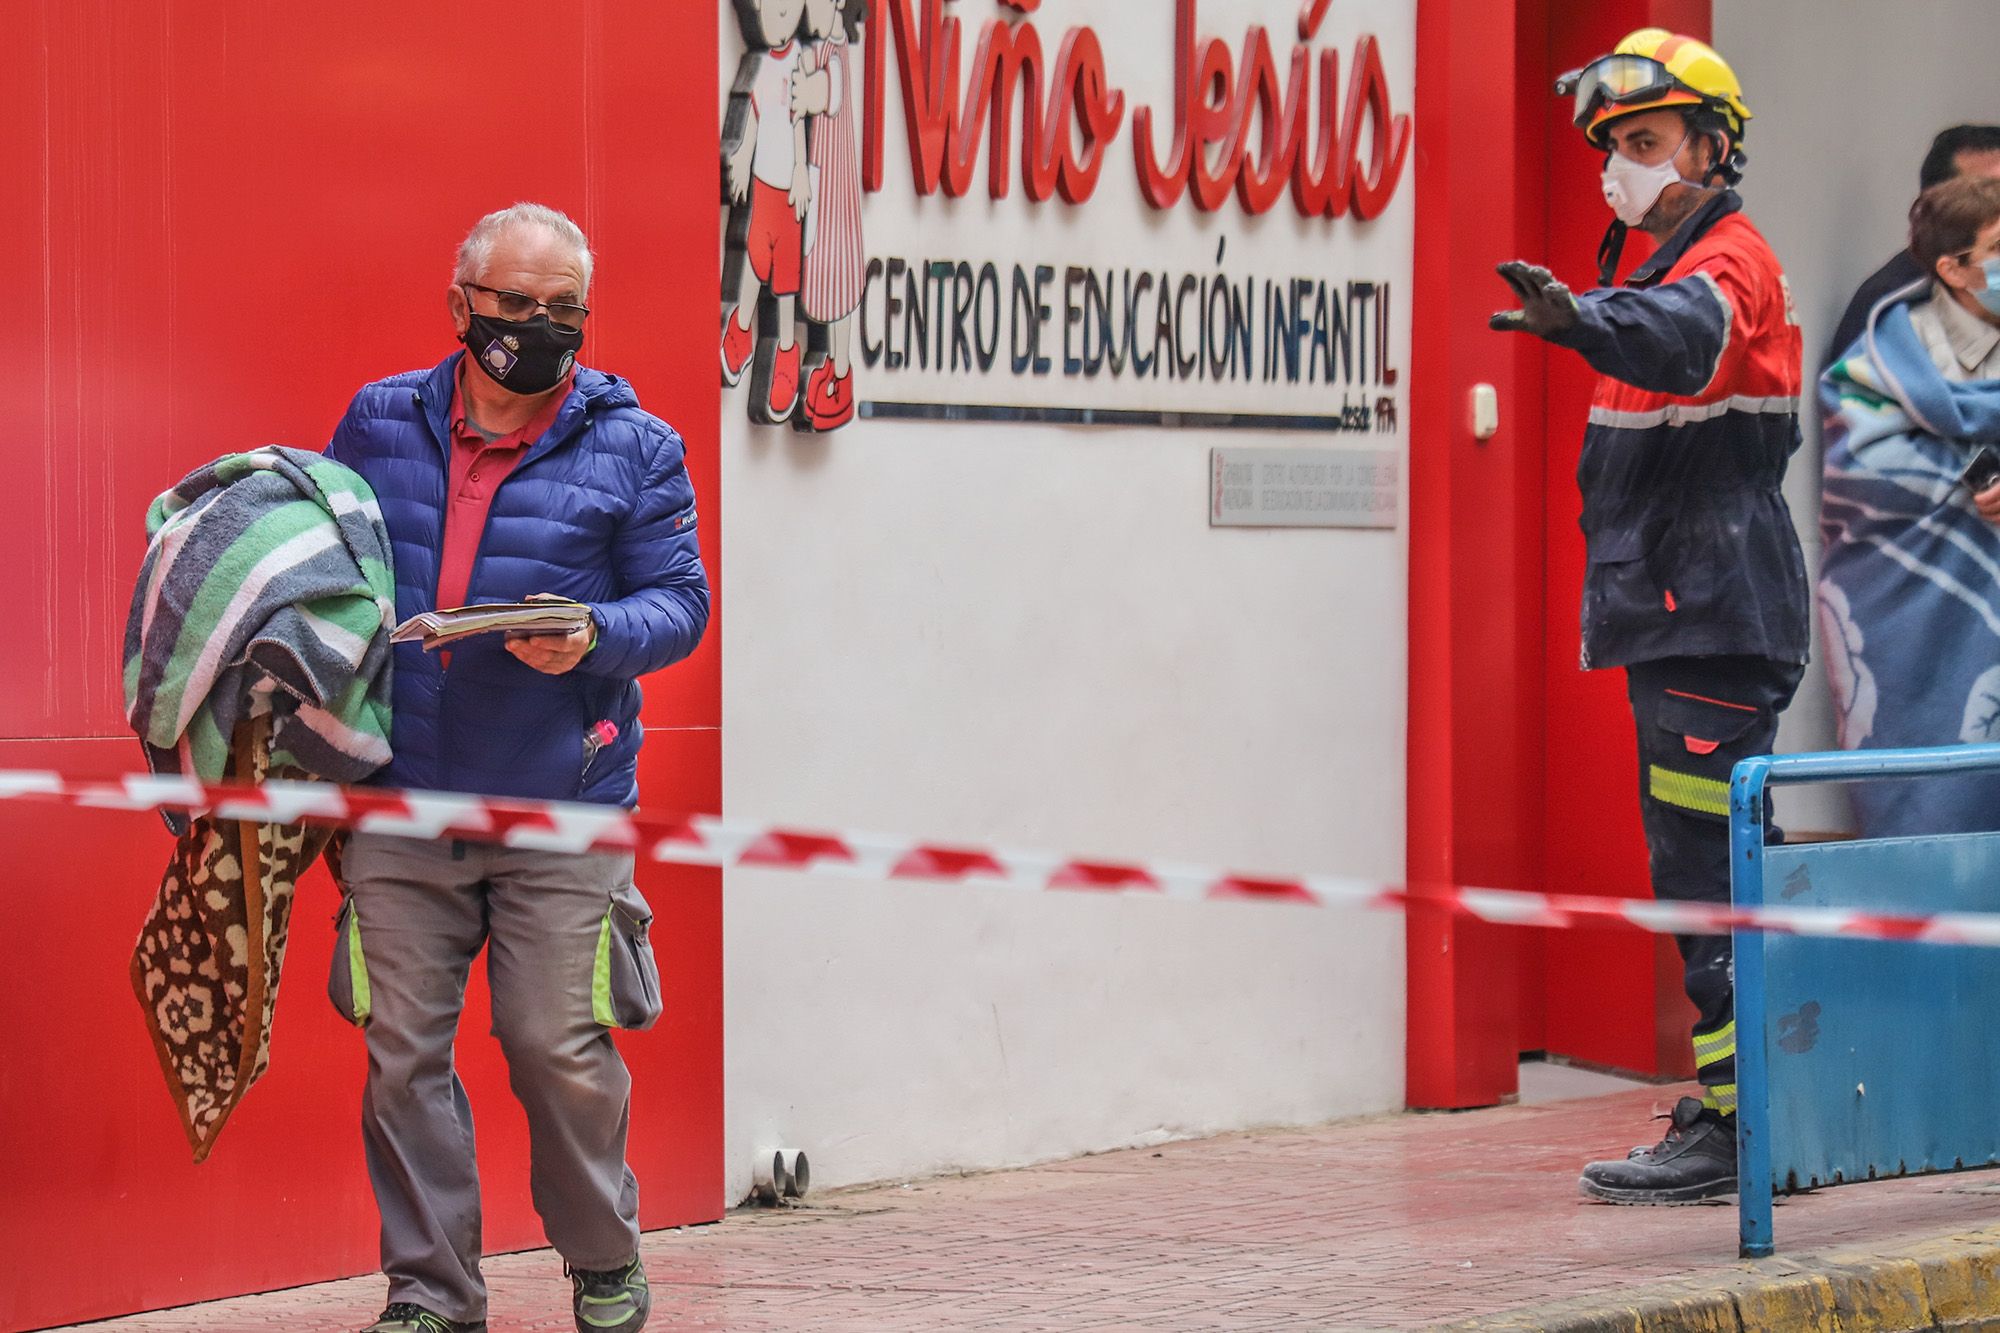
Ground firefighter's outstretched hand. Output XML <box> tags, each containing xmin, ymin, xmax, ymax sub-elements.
<box><xmin>1489</xmin><ymin>261</ymin><xmax>1580</xmax><ymax>340</ymax></box>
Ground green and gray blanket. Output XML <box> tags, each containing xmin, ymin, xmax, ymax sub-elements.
<box><xmin>124</xmin><ymin>446</ymin><xmax>394</xmax><ymax>786</ymax></box>
<box><xmin>123</xmin><ymin>445</ymin><xmax>393</xmax><ymax>1159</ymax></box>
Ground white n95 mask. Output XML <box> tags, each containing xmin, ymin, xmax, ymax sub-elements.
<box><xmin>1601</xmin><ymin>134</ymin><xmax>1695</xmax><ymax>227</ymax></box>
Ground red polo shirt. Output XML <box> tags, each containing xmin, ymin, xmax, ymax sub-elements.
<box><xmin>436</xmin><ymin>363</ymin><xmax>573</xmax><ymax>614</ymax></box>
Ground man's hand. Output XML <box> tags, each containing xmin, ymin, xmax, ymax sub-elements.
<box><xmin>505</xmin><ymin>624</ymin><xmax>593</xmax><ymax>675</ymax></box>
<box><xmin>1975</xmin><ymin>481</ymin><xmax>2000</xmax><ymax>524</ymax></box>
<box><xmin>1489</xmin><ymin>260</ymin><xmax>1580</xmax><ymax>341</ymax></box>
<box><xmin>505</xmin><ymin>594</ymin><xmax>596</xmax><ymax>675</ymax></box>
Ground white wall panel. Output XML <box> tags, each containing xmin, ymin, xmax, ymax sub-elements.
<box><xmin>715</xmin><ymin>0</ymin><xmax>1416</xmax><ymax>1200</ymax></box>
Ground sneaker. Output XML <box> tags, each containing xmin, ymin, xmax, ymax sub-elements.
<box><xmin>359</xmin><ymin>1304</ymin><xmax>485</xmax><ymax>1333</ymax></box>
<box><xmin>805</xmin><ymin>366</ymin><xmax>856</xmax><ymax>431</ymax></box>
<box><xmin>765</xmin><ymin>341</ymin><xmax>801</xmax><ymax>423</ymax></box>
<box><xmin>720</xmin><ymin>309</ymin><xmax>754</xmax><ymax>387</ymax></box>
<box><xmin>569</xmin><ymin>1257</ymin><xmax>650</xmax><ymax>1332</ymax></box>
<box><xmin>1578</xmin><ymin>1096</ymin><xmax>1737</xmax><ymax>1205</ymax></box>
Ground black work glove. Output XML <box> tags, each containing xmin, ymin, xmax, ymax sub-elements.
<box><xmin>1489</xmin><ymin>260</ymin><xmax>1580</xmax><ymax>340</ymax></box>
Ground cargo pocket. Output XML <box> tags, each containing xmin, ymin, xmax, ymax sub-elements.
<box><xmin>1648</xmin><ymin>689</ymin><xmax>1763</xmax><ymax>821</ymax></box>
<box><xmin>327</xmin><ymin>894</ymin><xmax>372</xmax><ymax>1028</ymax></box>
<box><xmin>592</xmin><ymin>885</ymin><xmax>663</xmax><ymax>1031</ymax></box>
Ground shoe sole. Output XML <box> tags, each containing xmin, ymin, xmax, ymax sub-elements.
<box><xmin>1577</xmin><ymin>1177</ymin><xmax>1737</xmax><ymax>1206</ymax></box>
<box><xmin>575</xmin><ymin>1294</ymin><xmax>648</xmax><ymax>1331</ymax></box>
<box><xmin>795</xmin><ymin>401</ymin><xmax>855</xmax><ymax>433</ymax></box>
<box><xmin>720</xmin><ymin>342</ymin><xmax>750</xmax><ymax>388</ymax></box>
<box><xmin>720</xmin><ymin>312</ymin><xmax>752</xmax><ymax>388</ymax></box>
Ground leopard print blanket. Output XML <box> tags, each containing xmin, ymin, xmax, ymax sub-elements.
<box><xmin>129</xmin><ymin>725</ymin><xmax>335</xmax><ymax>1161</ymax></box>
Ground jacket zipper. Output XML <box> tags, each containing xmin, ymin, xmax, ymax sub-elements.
<box><xmin>415</xmin><ymin>381</ymin><xmax>595</xmax><ymax>795</ymax></box>
<box><xmin>412</xmin><ymin>388</ymin><xmax>459</xmax><ymax>792</ymax></box>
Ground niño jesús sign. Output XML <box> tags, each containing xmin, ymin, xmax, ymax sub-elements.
<box><xmin>720</xmin><ymin>0</ymin><xmax>1415</xmax><ymax>433</ymax></box>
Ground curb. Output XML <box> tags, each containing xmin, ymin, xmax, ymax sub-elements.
<box><xmin>1430</xmin><ymin>1222</ymin><xmax>2000</xmax><ymax>1332</ymax></box>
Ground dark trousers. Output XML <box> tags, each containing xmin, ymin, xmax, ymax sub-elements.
<box><xmin>1625</xmin><ymin>655</ymin><xmax>1803</xmax><ymax>1117</ymax></box>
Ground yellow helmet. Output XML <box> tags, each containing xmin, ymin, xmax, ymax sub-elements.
<box><xmin>1557</xmin><ymin>28</ymin><xmax>1752</xmax><ymax>153</ymax></box>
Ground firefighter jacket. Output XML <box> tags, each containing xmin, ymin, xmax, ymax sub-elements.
<box><xmin>1550</xmin><ymin>191</ymin><xmax>1811</xmax><ymax>670</ymax></box>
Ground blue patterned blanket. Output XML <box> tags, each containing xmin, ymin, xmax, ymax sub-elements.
<box><xmin>1819</xmin><ymin>284</ymin><xmax>2000</xmax><ymax>836</ymax></box>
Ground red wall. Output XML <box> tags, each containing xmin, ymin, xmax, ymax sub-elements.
<box><xmin>1407</xmin><ymin>0</ymin><xmax>1548</xmax><ymax>1109</ymax></box>
<box><xmin>1533</xmin><ymin>0</ymin><xmax>1711</xmax><ymax>1082</ymax></box>
<box><xmin>0</xmin><ymin>4</ymin><xmax>722</xmax><ymax>1328</ymax></box>
<box><xmin>1409</xmin><ymin>0</ymin><xmax>1712</xmax><ymax>1106</ymax></box>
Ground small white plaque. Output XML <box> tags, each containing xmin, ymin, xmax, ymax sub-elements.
<box><xmin>1209</xmin><ymin>447</ymin><xmax>1400</xmax><ymax>529</ymax></box>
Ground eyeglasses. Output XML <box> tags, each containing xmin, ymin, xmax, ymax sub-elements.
<box><xmin>461</xmin><ymin>282</ymin><xmax>590</xmax><ymax>332</ymax></box>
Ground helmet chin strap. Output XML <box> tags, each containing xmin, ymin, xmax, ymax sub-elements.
<box><xmin>1596</xmin><ymin>219</ymin><xmax>1631</xmax><ymax>287</ymax></box>
<box><xmin>1698</xmin><ymin>126</ymin><xmax>1739</xmax><ymax>186</ymax></box>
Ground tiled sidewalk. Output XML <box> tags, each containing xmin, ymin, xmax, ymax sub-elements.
<box><xmin>48</xmin><ymin>1083</ymin><xmax>2000</xmax><ymax>1332</ymax></box>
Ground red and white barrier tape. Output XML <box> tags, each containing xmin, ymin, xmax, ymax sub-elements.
<box><xmin>4</xmin><ymin>768</ymin><xmax>1997</xmax><ymax>947</ymax></box>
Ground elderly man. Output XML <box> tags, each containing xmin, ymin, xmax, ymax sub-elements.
<box><xmin>325</xmin><ymin>203</ymin><xmax>708</xmax><ymax>1333</ymax></box>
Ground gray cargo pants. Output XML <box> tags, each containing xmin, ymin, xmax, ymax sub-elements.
<box><xmin>330</xmin><ymin>832</ymin><xmax>664</xmax><ymax>1324</ymax></box>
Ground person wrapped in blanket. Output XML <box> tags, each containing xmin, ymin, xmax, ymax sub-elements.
<box><xmin>1821</xmin><ymin>174</ymin><xmax>2000</xmax><ymax>837</ymax></box>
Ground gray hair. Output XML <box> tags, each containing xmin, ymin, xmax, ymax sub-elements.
<box><xmin>453</xmin><ymin>202</ymin><xmax>594</xmax><ymax>294</ymax></box>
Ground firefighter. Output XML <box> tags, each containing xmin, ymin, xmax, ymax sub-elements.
<box><xmin>1491</xmin><ymin>29</ymin><xmax>1810</xmax><ymax>1205</ymax></box>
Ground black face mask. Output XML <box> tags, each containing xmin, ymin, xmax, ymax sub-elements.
<box><xmin>461</xmin><ymin>310</ymin><xmax>582</xmax><ymax>395</ymax></box>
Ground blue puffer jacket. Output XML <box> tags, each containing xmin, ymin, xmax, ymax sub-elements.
<box><xmin>326</xmin><ymin>353</ymin><xmax>709</xmax><ymax>806</ymax></box>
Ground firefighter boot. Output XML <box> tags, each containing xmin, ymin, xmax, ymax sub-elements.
<box><xmin>1578</xmin><ymin>1097</ymin><xmax>1736</xmax><ymax>1205</ymax></box>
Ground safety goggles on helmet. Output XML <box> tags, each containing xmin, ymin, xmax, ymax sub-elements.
<box><xmin>1556</xmin><ymin>54</ymin><xmax>1693</xmax><ymax>138</ymax></box>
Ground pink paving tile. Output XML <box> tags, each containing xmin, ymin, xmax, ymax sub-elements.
<box><xmin>39</xmin><ymin>1085</ymin><xmax>2000</xmax><ymax>1332</ymax></box>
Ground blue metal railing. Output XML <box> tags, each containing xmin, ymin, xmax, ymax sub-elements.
<box><xmin>1730</xmin><ymin>743</ymin><xmax>2000</xmax><ymax>1258</ymax></box>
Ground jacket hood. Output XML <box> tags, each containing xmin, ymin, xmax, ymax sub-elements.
<box><xmin>572</xmin><ymin>364</ymin><xmax>640</xmax><ymax>412</ymax></box>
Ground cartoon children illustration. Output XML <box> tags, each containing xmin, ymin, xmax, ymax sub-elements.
<box><xmin>789</xmin><ymin>0</ymin><xmax>868</xmax><ymax>431</ymax></box>
<box><xmin>722</xmin><ymin>0</ymin><xmax>810</xmax><ymax>424</ymax></box>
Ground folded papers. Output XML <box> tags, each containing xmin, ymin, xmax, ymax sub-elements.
<box><xmin>390</xmin><ymin>599</ymin><xmax>591</xmax><ymax>651</ymax></box>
